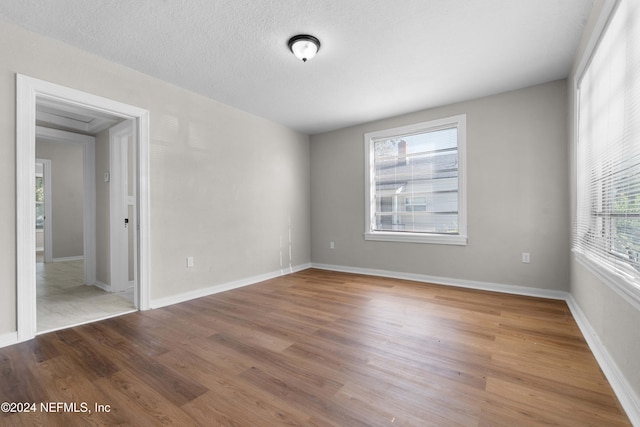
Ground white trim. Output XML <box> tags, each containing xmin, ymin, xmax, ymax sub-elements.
<box><xmin>109</xmin><ymin>120</ymin><xmax>136</xmax><ymax>294</ymax></box>
<box><xmin>16</xmin><ymin>74</ymin><xmax>151</xmax><ymax>344</ymax></box>
<box><xmin>151</xmin><ymin>263</ymin><xmax>312</xmax><ymax>309</ymax></box>
<box><xmin>137</xmin><ymin>112</ymin><xmax>151</xmax><ymax>311</ymax></box>
<box><xmin>573</xmin><ymin>0</ymin><xmax>619</xmax><ymax>90</ymax></box>
<box><xmin>363</xmin><ymin>114</ymin><xmax>467</xmax><ymax>245</ymax></box>
<box><xmin>17</xmin><ymin>75</ymin><xmax>38</xmax><ymax>341</ymax></box>
<box><xmin>311</xmin><ymin>263</ymin><xmax>567</xmax><ymax>300</ymax></box>
<box><xmin>0</xmin><ymin>332</ymin><xmax>18</xmax><ymax>348</ymax></box>
<box><xmin>574</xmin><ymin>250</ymin><xmax>640</xmax><ymax>313</ymax></box>
<box><xmin>36</xmin><ymin>127</ymin><xmax>96</xmax><ymax>284</ymax></box>
<box><xmin>566</xmin><ymin>295</ymin><xmax>640</xmax><ymax>426</ymax></box>
<box><xmin>364</xmin><ymin>231</ymin><xmax>468</xmax><ymax>245</ymax></box>
<box><xmin>311</xmin><ymin>262</ymin><xmax>639</xmax><ymax>425</ymax></box>
<box><xmin>93</xmin><ymin>281</ymin><xmax>110</xmax><ymax>292</ymax></box>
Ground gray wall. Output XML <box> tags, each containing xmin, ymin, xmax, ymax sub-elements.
<box><xmin>35</xmin><ymin>139</ymin><xmax>84</xmax><ymax>259</ymax></box>
<box><xmin>0</xmin><ymin>21</ymin><xmax>310</xmax><ymax>333</ymax></box>
<box><xmin>311</xmin><ymin>80</ymin><xmax>569</xmax><ymax>291</ymax></box>
<box><xmin>568</xmin><ymin>0</ymin><xmax>640</xmax><ymax>399</ymax></box>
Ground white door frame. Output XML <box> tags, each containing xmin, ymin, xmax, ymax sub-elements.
<box><xmin>16</xmin><ymin>74</ymin><xmax>151</xmax><ymax>342</ymax></box>
<box><xmin>109</xmin><ymin>120</ymin><xmax>137</xmax><ymax>294</ymax></box>
<box><xmin>36</xmin><ymin>127</ymin><xmax>96</xmax><ymax>281</ymax></box>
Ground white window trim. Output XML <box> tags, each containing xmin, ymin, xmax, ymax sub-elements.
<box><xmin>571</xmin><ymin>0</ymin><xmax>640</xmax><ymax>311</ymax></box>
<box><xmin>364</xmin><ymin>114</ymin><xmax>467</xmax><ymax>245</ymax></box>
<box><xmin>573</xmin><ymin>249</ymin><xmax>640</xmax><ymax>311</ymax></box>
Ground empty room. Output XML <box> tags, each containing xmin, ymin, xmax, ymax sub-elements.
<box><xmin>0</xmin><ymin>0</ymin><xmax>639</xmax><ymax>425</ymax></box>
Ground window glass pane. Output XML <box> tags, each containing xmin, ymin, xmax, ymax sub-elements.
<box><xmin>372</xmin><ymin>126</ymin><xmax>459</xmax><ymax>234</ymax></box>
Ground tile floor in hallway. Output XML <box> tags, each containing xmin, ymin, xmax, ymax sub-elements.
<box><xmin>36</xmin><ymin>255</ymin><xmax>136</xmax><ymax>333</ymax></box>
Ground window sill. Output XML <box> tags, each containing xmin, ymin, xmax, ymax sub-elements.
<box><xmin>364</xmin><ymin>231</ymin><xmax>467</xmax><ymax>245</ymax></box>
<box><xmin>573</xmin><ymin>249</ymin><xmax>640</xmax><ymax>310</ymax></box>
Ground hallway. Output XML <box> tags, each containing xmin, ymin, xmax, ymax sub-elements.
<box><xmin>36</xmin><ymin>255</ymin><xmax>135</xmax><ymax>333</ymax></box>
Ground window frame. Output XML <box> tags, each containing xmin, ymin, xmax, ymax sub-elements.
<box><xmin>364</xmin><ymin>114</ymin><xmax>467</xmax><ymax>245</ymax></box>
<box><xmin>573</xmin><ymin>0</ymin><xmax>640</xmax><ymax>307</ymax></box>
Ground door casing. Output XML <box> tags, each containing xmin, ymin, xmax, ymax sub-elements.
<box><xmin>16</xmin><ymin>74</ymin><xmax>151</xmax><ymax>342</ymax></box>
<box><xmin>109</xmin><ymin>120</ymin><xmax>137</xmax><ymax>295</ymax></box>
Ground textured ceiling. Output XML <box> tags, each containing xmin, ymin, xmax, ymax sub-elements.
<box><xmin>0</xmin><ymin>0</ymin><xmax>594</xmax><ymax>135</ymax></box>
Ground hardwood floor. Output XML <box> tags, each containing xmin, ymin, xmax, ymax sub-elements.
<box><xmin>0</xmin><ymin>269</ymin><xmax>631</xmax><ymax>426</ymax></box>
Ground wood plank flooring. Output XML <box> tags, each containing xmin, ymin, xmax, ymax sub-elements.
<box><xmin>0</xmin><ymin>269</ymin><xmax>631</xmax><ymax>426</ymax></box>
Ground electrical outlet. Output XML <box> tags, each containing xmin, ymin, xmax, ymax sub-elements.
<box><xmin>522</xmin><ymin>252</ymin><xmax>530</xmax><ymax>264</ymax></box>
<box><xmin>330</xmin><ymin>241</ymin><xmax>335</xmax><ymax>249</ymax></box>
<box><xmin>187</xmin><ymin>256</ymin><xmax>194</xmax><ymax>268</ymax></box>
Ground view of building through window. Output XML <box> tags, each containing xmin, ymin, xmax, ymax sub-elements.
<box><xmin>372</xmin><ymin>127</ymin><xmax>459</xmax><ymax>234</ymax></box>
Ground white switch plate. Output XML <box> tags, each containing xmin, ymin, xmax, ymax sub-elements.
<box><xmin>187</xmin><ymin>256</ymin><xmax>194</xmax><ymax>268</ymax></box>
<box><xmin>522</xmin><ymin>252</ymin><xmax>530</xmax><ymax>263</ymax></box>
<box><xmin>330</xmin><ymin>241</ymin><xmax>335</xmax><ymax>249</ymax></box>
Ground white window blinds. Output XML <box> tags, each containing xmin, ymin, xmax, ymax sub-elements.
<box><xmin>372</xmin><ymin>126</ymin><xmax>459</xmax><ymax>234</ymax></box>
<box><xmin>575</xmin><ymin>0</ymin><xmax>640</xmax><ymax>289</ymax></box>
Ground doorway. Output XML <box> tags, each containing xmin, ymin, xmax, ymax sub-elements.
<box><xmin>16</xmin><ymin>75</ymin><xmax>151</xmax><ymax>342</ymax></box>
<box><xmin>35</xmin><ymin>125</ymin><xmax>136</xmax><ymax>332</ymax></box>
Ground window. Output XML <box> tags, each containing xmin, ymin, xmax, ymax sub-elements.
<box><xmin>405</xmin><ymin>197</ymin><xmax>427</xmax><ymax>212</ymax></box>
<box><xmin>364</xmin><ymin>115</ymin><xmax>467</xmax><ymax>245</ymax></box>
<box><xmin>575</xmin><ymin>0</ymin><xmax>640</xmax><ymax>302</ymax></box>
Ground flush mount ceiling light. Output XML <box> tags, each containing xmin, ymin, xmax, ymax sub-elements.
<box><xmin>288</xmin><ymin>34</ymin><xmax>321</xmax><ymax>62</ymax></box>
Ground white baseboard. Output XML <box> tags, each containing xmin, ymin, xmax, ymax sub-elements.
<box><xmin>93</xmin><ymin>280</ymin><xmax>111</xmax><ymax>292</ymax></box>
<box><xmin>0</xmin><ymin>331</ymin><xmax>18</xmax><ymax>348</ymax></box>
<box><xmin>566</xmin><ymin>295</ymin><xmax>640</xmax><ymax>426</ymax></box>
<box><xmin>311</xmin><ymin>263</ymin><xmax>568</xmax><ymax>300</ymax></box>
<box><xmin>150</xmin><ymin>263</ymin><xmax>312</xmax><ymax>309</ymax></box>
<box><xmin>52</xmin><ymin>256</ymin><xmax>84</xmax><ymax>262</ymax></box>
<box><xmin>311</xmin><ymin>262</ymin><xmax>640</xmax><ymax>426</ymax></box>
<box><xmin>93</xmin><ymin>280</ymin><xmax>135</xmax><ymax>293</ymax></box>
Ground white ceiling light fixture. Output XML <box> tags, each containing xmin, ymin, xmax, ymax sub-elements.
<box><xmin>288</xmin><ymin>34</ymin><xmax>321</xmax><ymax>62</ymax></box>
